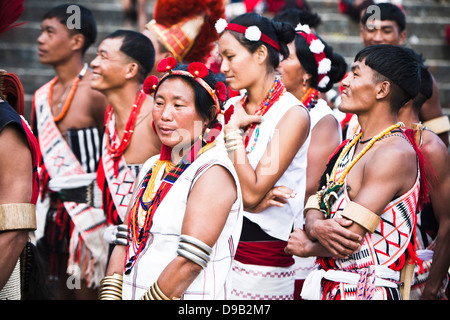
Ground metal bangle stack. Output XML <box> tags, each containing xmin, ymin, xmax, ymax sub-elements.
<box><xmin>176</xmin><ymin>234</ymin><xmax>213</xmax><ymax>269</ymax></box>
<box><xmin>114</xmin><ymin>224</ymin><xmax>128</xmax><ymax>246</ymax></box>
<box><xmin>98</xmin><ymin>273</ymin><xmax>123</xmax><ymax>300</ymax></box>
<box><xmin>140</xmin><ymin>281</ymin><xmax>180</xmax><ymax>300</ymax></box>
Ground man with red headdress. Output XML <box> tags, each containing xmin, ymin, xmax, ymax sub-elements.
<box><xmin>142</xmin><ymin>0</ymin><xmax>225</xmax><ymax>76</ymax></box>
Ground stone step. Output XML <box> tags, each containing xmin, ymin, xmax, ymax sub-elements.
<box><xmin>314</xmin><ymin>13</ymin><xmax>450</xmax><ymax>39</ymax></box>
<box><xmin>2</xmin><ymin>0</ymin><xmax>449</xmax><ymax>117</ymax></box>
<box><xmin>307</xmin><ymin>0</ymin><xmax>450</xmax><ymax>17</ymax></box>
<box><xmin>321</xmin><ymin>34</ymin><xmax>450</xmax><ymax>61</ymax></box>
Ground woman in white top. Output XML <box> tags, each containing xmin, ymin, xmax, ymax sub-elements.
<box><xmin>100</xmin><ymin>58</ymin><xmax>243</xmax><ymax>300</ymax></box>
<box><xmin>277</xmin><ymin>22</ymin><xmax>347</xmax><ymax>298</ymax></box>
<box><xmin>216</xmin><ymin>12</ymin><xmax>310</xmax><ymax>300</ymax></box>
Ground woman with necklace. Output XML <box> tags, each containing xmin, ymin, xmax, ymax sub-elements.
<box><xmin>276</xmin><ymin>22</ymin><xmax>347</xmax><ymax>298</ymax></box>
<box><xmin>216</xmin><ymin>12</ymin><xmax>310</xmax><ymax>300</ymax></box>
<box><xmin>100</xmin><ymin>58</ymin><xmax>243</xmax><ymax>300</ymax></box>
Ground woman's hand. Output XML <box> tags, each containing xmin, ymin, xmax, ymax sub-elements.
<box><xmin>224</xmin><ymin>103</ymin><xmax>262</xmax><ymax>132</ymax></box>
<box><xmin>247</xmin><ymin>186</ymin><xmax>296</xmax><ymax>213</ymax></box>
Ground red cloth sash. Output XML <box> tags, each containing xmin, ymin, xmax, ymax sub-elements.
<box><xmin>234</xmin><ymin>241</ymin><xmax>294</xmax><ymax>267</ymax></box>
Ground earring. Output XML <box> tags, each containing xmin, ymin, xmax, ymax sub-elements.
<box><xmin>302</xmin><ymin>78</ymin><xmax>307</xmax><ymax>93</ymax></box>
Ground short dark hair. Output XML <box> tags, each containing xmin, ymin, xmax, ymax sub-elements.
<box><xmin>355</xmin><ymin>44</ymin><xmax>420</xmax><ymax>111</ymax></box>
<box><xmin>361</xmin><ymin>2</ymin><xmax>406</xmax><ymax>32</ymax></box>
<box><xmin>155</xmin><ymin>65</ymin><xmax>219</xmax><ymax>124</ymax></box>
<box><xmin>412</xmin><ymin>65</ymin><xmax>433</xmax><ymax>112</ymax></box>
<box><xmin>43</xmin><ymin>4</ymin><xmax>97</xmax><ymax>55</ymax></box>
<box><xmin>104</xmin><ymin>30</ymin><xmax>155</xmax><ymax>83</ymax></box>
<box><xmin>224</xmin><ymin>12</ymin><xmax>296</xmax><ymax>69</ymax></box>
<box><xmin>273</xmin><ymin>7</ymin><xmax>322</xmax><ymax>29</ymax></box>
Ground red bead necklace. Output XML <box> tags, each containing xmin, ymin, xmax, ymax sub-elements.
<box><xmin>300</xmin><ymin>87</ymin><xmax>319</xmax><ymax>109</ymax></box>
<box><xmin>105</xmin><ymin>90</ymin><xmax>147</xmax><ymax>175</ymax></box>
<box><xmin>241</xmin><ymin>77</ymin><xmax>285</xmax><ymax>149</ymax></box>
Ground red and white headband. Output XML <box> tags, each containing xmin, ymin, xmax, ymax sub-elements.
<box><xmin>295</xmin><ymin>23</ymin><xmax>331</xmax><ymax>89</ymax></box>
<box><xmin>215</xmin><ymin>18</ymin><xmax>280</xmax><ymax>52</ymax></box>
<box><xmin>143</xmin><ymin>57</ymin><xmax>227</xmax><ymax>116</ymax></box>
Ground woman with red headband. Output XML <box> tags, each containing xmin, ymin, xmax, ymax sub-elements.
<box><xmin>100</xmin><ymin>58</ymin><xmax>243</xmax><ymax>300</ymax></box>
<box><xmin>216</xmin><ymin>12</ymin><xmax>310</xmax><ymax>300</ymax></box>
<box><xmin>277</xmin><ymin>22</ymin><xmax>348</xmax><ymax>299</ymax></box>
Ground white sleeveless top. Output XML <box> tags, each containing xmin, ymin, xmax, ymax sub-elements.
<box><xmin>295</xmin><ymin>98</ymin><xmax>343</xmax><ymax>279</ymax></box>
<box><xmin>225</xmin><ymin>91</ymin><xmax>310</xmax><ymax>241</ymax></box>
<box><xmin>122</xmin><ymin>145</ymin><xmax>243</xmax><ymax>300</ymax></box>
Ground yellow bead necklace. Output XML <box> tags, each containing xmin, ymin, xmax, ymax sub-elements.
<box><xmin>319</xmin><ymin>122</ymin><xmax>403</xmax><ymax>216</ymax></box>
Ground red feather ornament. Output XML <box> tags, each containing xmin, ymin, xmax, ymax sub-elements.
<box><xmin>156</xmin><ymin>57</ymin><xmax>177</xmax><ymax>73</ymax></box>
<box><xmin>224</xmin><ymin>105</ymin><xmax>234</xmax><ymax>124</ymax></box>
<box><xmin>143</xmin><ymin>75</ymin><xmax>159</xmax><ymax>94</ymax></box>
<box><xmin>0</xmin><ymin>0</ymin><xmax>25</xmax><ymax>35</ymax></box>
<box><xmin>215</xmin><ymin>81</ymin><xmax>227</xmax><ymax>102</ymax></box>
<box><xmin>187</xmin><ymin>62</ymin><xmax>209</xmax><ymax>78</ymax></box>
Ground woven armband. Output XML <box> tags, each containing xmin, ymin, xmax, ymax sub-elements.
<box><xmin>0</xmin><ymin>203</ymin><xmax>36</xmax><ymax>231</ymax></box>
<box><xmin>423</xmin><ymin>115</ymin><xmax>450</xmax><ymax>135</ymax></box>
<box><xmin>303</xmin><ymin>194</ymin><xmax>321</xmax><ymax>216</ymax></box>
<box><xmin>177</xmin><ymin>234</ymin><xmax>212</xmax><ymax>269</ymax></box>
<box><xmin>340</xmin><ymin>201</ymin><xmax>381</xmax><ymax>233</ymax></box>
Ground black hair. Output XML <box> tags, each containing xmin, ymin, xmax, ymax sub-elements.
<box><xmin>43</xmin><ymin>4</ymin><xmax>97</xmax><ymax>55</ymax></box>
<box><xmin>154</xmin><ymin>65</ymin><xmax>219</xmax><ymax>124</ymax></box>
<box><xmin>361</xmin><ymin>2</ymin><xmax>406</xmax><ymax>32</ymax></box>
<box><xmin>104</xmin><ymin>30</ymin><xmax>155</xmax><ymax>83</ymax></box>
<box><xmin>273</xmin><ymin>7</ymin><xmax>322</xmax><ymax>29</ymax></box>
<box><xmin>293</xmin><ymin>33</ymin><xmax>347</xmax><ymax>92</ymax></box>
<box><xmin>355</xmin><ymin>44</ymin><xmax>421</xmax><ymax>111</ymax></box>
<box><xmin>412</xmin><ymin>65</ymin><xmax>433</xmax><ymax>112</ymax></box>
<box><xmin>224</xmin><ymin>12</ymin><xmax>296</xmax><ymax>69</ymax></box>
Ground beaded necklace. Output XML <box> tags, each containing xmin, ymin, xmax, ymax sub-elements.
<box><xmin>300</xmin><ymin>87</ymin><xmax>319</xmax><ymax>110</ymax></box>
<box><xmin>242</xmin><ymin>77</ymin><xmax>285</xmax><ymax>153</ymax></box>
<box><xmin>105</xmin><ymin>90</ymin><xmax>146</xmax><ymax>177</ymax></box>
<box><xmin>125</xmin><ymin>137</ymin><xmax>216</xmax><ymax>274</ymax></box>
<box><xmin>48</xmin><ymin>63</ymin><xmax>88</xmax><ymax>123</ymax></box>
<box><xmin>317</xmin><ymin>122</ymin><xmax>402</xmax><ymax>217</ymax></box>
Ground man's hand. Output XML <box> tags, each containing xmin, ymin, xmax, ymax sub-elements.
<box><xmin>309</xmin><ymin>217</ymin><xmax>362</xmax><ymax>258</ymax></box>
<box><xmin>285</xmin><ymin>228</ymin><xmax>314</xmax><ymax>257</ymax></box>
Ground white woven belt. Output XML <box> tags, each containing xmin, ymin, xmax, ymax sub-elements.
<box><xmin>301</xmin><ymin>266</ymin><xmax>400</xmax><ymax>300</ymax></box>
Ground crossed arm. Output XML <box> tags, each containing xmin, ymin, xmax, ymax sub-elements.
<box><xmin>285</xmin><ymin>143</ymin><xmax>417</xmax><ymax>259</ymax></box>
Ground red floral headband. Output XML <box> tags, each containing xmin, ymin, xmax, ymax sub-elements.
<box><xmin>143</xmin><ymin>57</ymin><xmax>227</xmax><ymax>116</ymax></box>
<box><xmin>295</xmin><ymin>24</ymin><xmax>331</xmax><ymax>89</ymax></box>
<box><xmin>215</xmin><ymin>18</ymin><xmax>280</xmax><ymax>52</ymax></box>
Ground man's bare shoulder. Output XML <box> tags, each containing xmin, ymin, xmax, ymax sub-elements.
<box><xmin>421</xmin><ymin>129</ymin><xmax>450</xmax><ymax>176</ymax></box>
<box><xmin>367</xmin><ymin>134</ymin><xmax>417</xmax><ymax>177</ymax></box>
